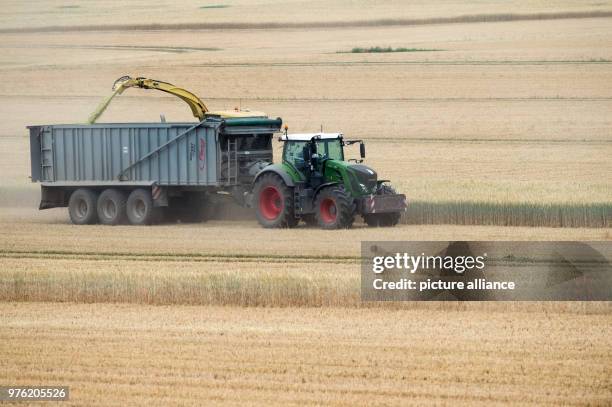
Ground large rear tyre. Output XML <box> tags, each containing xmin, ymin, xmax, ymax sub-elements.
<box><xmin>254</xmin><ymin>173</ymin><xmax>296</xmax><ymax>228</ymax></box>
<box><xmin>127</xmin><ymin>188</ymin><xmax>160</xmax><ymax>225</ymax></box>
<box><xmin>97</xmin><ymin>189</ymin><xmax>128</xmax><ymax>225</ymax></box>
<box><xmin>68</xmin><ymin>188</ymin><xmax>99</xmax><ymax>225</ymax></box>
<box><xmin>363</xmin><ymin>184</ymin><xmax>402</xmax><ymax>227</ymax></box>
<box><xmin>315</xmin><ymin>185</ymin><xmax>354</xmax><ymax>229</ymax></box>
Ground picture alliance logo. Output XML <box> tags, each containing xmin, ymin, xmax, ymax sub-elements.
<box><xmin>372</xmin><ymin>253</ymin><xmax>488</xmax><ymax>274</ymax></box>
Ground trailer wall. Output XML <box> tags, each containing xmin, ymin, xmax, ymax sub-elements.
<box><xmin>29</xmin><ymin>122</ymin><xmax>219</xmax><ymax>186</ymax></box>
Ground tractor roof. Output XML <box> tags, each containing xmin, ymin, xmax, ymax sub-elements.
<box><xmin>280</xmin><ymin>133</ymin><xmax>343</xmax><ymax>141</ymax></box>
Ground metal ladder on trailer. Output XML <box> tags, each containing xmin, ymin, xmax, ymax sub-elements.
<box><xmin>40</xmin><ymin>130</ymin><xmax>54</xmax><ymax>181</ymax></box>
<box><xmin>226</xmin><ymin>138</ymin><xmax>239</xmax><ymax>185</ymax></box>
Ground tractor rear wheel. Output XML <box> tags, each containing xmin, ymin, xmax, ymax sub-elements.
<box><xmin>315</xmin><ymin>185</ymin><xmax>354</xmax><ymax>229</ymax></box>
<box><xmin>254</xmin><ymin>173</ymin><xmax>297</xmax><ymax>228</ymax></box>
<box><xmin>363</xmin><ymin>184</ymin><xmax>402</xmax><ymax>227</ymax></box>
<box><xmin>68</xmin><ymin>188</ymin><xmax>99</xmax><ymax>225</ymax></box>
<box><xmin>97</xmin><ymin>189</ymin><xmax>128</xmax><ymax>225</ymax></box>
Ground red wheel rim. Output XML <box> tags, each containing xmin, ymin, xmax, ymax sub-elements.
<box><xmin>259</xmin><ymin>186</ymin><xmax>283</xmax><ymax>220</ymax></box>
<box><xmin>320</xmin><ymin>198</ymin><xmax>337</xmax><ymax>223</ymax></box>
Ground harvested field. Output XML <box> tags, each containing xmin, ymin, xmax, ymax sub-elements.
<box><xmin>1</xmin><ymin>209</ymin><xmax>610</xmax><ymax>257</ymax></box>
<box><xmin>1</xmin><ymin>303</ymin><xmax>611</xmax><ymax>406</ymax></box>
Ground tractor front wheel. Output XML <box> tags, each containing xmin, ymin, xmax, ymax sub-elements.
<box><xmin>254</xmin><ymin>173</ymin><xmax>297</xmax><ymax>228</ymax></box>
<box><xmin>315</xmin><ymin>185</ymin><xmax>354</xmax><ymax>229</ymax></box>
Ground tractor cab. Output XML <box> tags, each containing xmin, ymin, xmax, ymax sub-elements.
<box><xmin>281</xmin><ymin>133</ymin><xmax>344</xmax><ymax>169</ymax></box>
<box><xmin>280</xmin><ymin>133</ymin><xmax>365</xmax><ymax>186</ymax></box>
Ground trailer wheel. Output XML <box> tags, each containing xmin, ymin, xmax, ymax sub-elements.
<box><xmin>363</xmin><ymin>184</ymin><xmax>402</xmax><ymax>227</ymax></box>
<box><xmin>253</xmin><ymin>173</ymin><xmax>296</xmax><ymax>228</ymax></box>
<box><xmin>68</xmin><ymin>188</ymin><xmax>99</xmax><ymax>225</ymax></box>
<box><xmin>127</xmin><ymin>189</ymin><xmax>159</xmax><ymax>225</ymax></box>
<box><xmin>315</xmin><ymin>185</ymin><xmax>354</xmax><ymax>229</ymax></box>
<box><xmin>97</xmin><ymin>189</ymin><xmax>128</xmax><ymax>225</ymax></box>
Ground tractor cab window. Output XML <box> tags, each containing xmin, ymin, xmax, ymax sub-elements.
<box><xmin>317</xmin><ymin>139</ymin><xmax>343</xmax><ymax>161</ymax></box>
<box><xmin>283</xmin><ymin>141</ymin><xmax>308</xmax><ymax>170</ymax></box>
<box><xmin>283</xmin><ymin>138</ymin><xmax>344</xmax><ymax>170</ymax></box>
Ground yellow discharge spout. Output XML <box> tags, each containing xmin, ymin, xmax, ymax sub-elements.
<box><xmin>87</xmin><ymin>86</ymin><xmax>124</xmax><ymax>124</ymax></box>
<box><xmin>87</xmin><ymin>75</ymin><xmax>266</xmax><ymax>124</ymax></box>
<box><xmin>87</xmin><ymin>76</ymin><xmax>209</xmax><ymax>124</ymax></box>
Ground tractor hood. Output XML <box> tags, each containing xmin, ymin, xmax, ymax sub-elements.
<box><xmin>347</xmin><ymin>164</ymin><xmax>378</xmax><ymax>194</ymax></box>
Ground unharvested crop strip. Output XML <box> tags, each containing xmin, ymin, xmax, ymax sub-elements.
<box><xmin>2</xmin><ymin>11</ymin><xmax>611</xmax><ymax>33</ymax></box>
<box><xmin>403</xmin><ymin>201</ymin><xmax>612</xmax><ymax>228</ymax></box>
<box><xmin>0</xmin><ymin>249</ymin><xmax>359</xmax><ymax>264</ymax></box>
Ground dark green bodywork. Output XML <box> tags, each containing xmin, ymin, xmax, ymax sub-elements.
<box><xmin>223</xmin><ymin>117</ymin><xmax>282</xmax><ymax>127</ymax></box>
<box><xmin>279</xmin><ymin>138</ymin><xmax>376</xmax><ymax>198</ymax></box>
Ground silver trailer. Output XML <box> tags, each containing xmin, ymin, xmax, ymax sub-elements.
<box><xmin>29</xmin><ymin>117</ymin><xmax>282</xmax><ymax>225</ymax></box>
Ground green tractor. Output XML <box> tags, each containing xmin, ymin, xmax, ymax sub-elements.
<box><xmin>251</xmin><ymin>133</ymin><xmax>407</xmax><ymax>229</ymax></box>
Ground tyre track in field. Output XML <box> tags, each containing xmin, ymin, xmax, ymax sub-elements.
<box><xmin>0</xmin><ymin>249</ymin><xmax>359</xmax><ymax>264</ymax></box>
<box><xmin>0</xmin><ymin>44</ymin><xmax>221</xmax><ymax>54</ymax></box>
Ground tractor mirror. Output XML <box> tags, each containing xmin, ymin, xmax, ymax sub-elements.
<box><xmin>360</xmin><ymin>142</ymin><xmax>366</xmax><ymax>159</ymax></box>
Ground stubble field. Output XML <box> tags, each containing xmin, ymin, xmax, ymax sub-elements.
<box><xmin>1</xmin><ymin>0</ymin><xmax>611</xmax><ymax>405</ymax></box>
<box><xmin>2</xmin><ymin>303</ymin><xmax>611</xmax><ymax>406</ymax></box>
